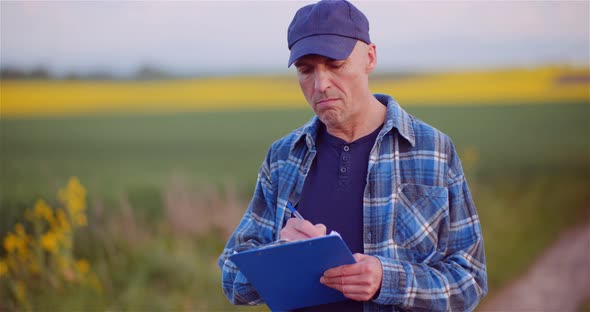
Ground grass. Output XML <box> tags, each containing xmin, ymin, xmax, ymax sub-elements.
<box><xmin>2</xmin><ymin>102</ymin><xmax>588</xmax><ymax>200</ymax></box>
<box><xmin>1</xmin><ymin>101</ymin><xmax>589</xmax><ymax>310</ymax></box>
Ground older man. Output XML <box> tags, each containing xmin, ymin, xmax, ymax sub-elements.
<box><xmin>218</xmin><ymin>1</ymin><xmax>487</xmax><ymax>311</ymax></box>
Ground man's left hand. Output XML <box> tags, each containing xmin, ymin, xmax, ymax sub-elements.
<box><xmin>320</xmin><ymin>253</ymin><xmax>383</xmax><ymax>301</ymax></box>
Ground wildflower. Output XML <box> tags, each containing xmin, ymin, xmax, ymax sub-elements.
<box><xmin>0</xmin><ymin>259</ymin><xmax>8</xmax><ymax>277</ymax></box>
<box><xmin>0</xmin><ymin>177</ymin><xmax>99</xmax><ymax>309</ymax></box>
<box><xmin>4</xmin><ymin>232</ymin><xmax>26</xmax><ymax>255</ymax></box>
<box><xmin>59</xmin><ymin>177</ymin><xmax>87</xmax><ymax>217</ymax></box>
<box><xmin>9</xmin><ymin>224</ymin><xmax>31</xmax><ymax>259</ymax></box>
<box><xmin>55</xmin><ymin>209</ymin><xmax>71</xmax><ymax>233</ymax></box>
<box><xmin>40</xmin><ymin>232</ymin><xmax>58</xmax><ymax>254</ymax></box>
<box><xmin>34</xmin><ymin>199</ymin><xmax>54</xmax><ymax>223</ymax></box>
<box><xmin>15</xmin><ymin>223</ymin><xmax>25</xmax><ymax>236</ymax></box>
<box><xmin>3</xmin><ymin>233</ymin><xmax>18</xmax><ymax>253</ymax></box>
<box><xmin>75</xmin><ymin>259</ymin><xmax>90</xmax><ymax>275</ymax></box>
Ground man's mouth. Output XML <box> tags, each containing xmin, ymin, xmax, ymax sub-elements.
<box><xmin>315</xmin><ymin>98</ymin><xmax>338</xmax><ymax>106</ymax></box>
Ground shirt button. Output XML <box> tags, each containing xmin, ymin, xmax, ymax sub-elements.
<box><xmin>343</xmin><ymin>146</ymin><xmax>350</xmax><ymax>152</ymax></box>
<box><xmin>368</xmin><ymin>232</ymin><xmax>372</xmax><ymax>241</ymax></box>
<box><xmin>342</xmin><ymin>155</ymin><xmax>349</xmax><ymax>161</ymax></box>
<box><xmin>340</xmin><ymin>167</ymin><xmax>347</xmax><ymax>173</ymax></box>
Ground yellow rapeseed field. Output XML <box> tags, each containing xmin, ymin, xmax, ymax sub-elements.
<box><xmin>1</xmin><ymin>66</ymin><xmax>588</xmax><ymax>117</ymax></box>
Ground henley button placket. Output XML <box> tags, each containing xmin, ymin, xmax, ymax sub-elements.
<box><xmin>337</xmin><ymin>144</ymin><xmax>352</xmax><ymax>191</ymax></box>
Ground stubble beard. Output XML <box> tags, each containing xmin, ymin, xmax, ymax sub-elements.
<box><xmin>318</xmin><ymin>108</ymin><xmax>344</xmax><ymax>130</ymax></box>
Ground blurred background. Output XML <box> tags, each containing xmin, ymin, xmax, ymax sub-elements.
<box><xmin>1</xmin><ymin>1</ymin><xmax>588</xmax><ymax>311</ymax></box>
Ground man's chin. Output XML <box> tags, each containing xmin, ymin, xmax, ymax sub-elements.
<box><xmin>318</xmin><ymin>111</ymin><xmax>343</xmax><ymax>128</ymax></box>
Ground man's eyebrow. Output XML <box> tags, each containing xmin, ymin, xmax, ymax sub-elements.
<box><xmin>328</xmin><ymin>58</ymin><xmax>346</xmax><ymax>64</ymax></box>
<box><xmin>293</xmin><ymin>60</ymin><xmax>309</xmax><ymax>67</ymax></box>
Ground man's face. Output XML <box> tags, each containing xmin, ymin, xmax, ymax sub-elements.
<box><xmin>294</xmin><ymin>41</ymin><xmax>376</xmax><ymax>131</ymax></box>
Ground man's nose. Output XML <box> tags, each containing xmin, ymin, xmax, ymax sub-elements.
<box><xmin>314</xmin><ymin>69</ymin><xmax>331</xmax><ymax>92</ymax></box>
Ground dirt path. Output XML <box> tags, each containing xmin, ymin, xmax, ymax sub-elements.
<box><xmin>479</xmin><ymin>219</ymin><xmax>590</xmax><ymax>311</ymax></box>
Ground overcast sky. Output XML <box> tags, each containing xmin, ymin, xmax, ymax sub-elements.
<box><xmin>1</xmin><ymin>1</ymin><xmax>589</xmax><ymax>77</ymax></box>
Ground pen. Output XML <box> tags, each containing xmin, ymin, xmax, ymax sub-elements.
<box><xmin>287</xmin><ymin>202</ymin><xmax>305</xmax><ymax>220</ymax></box>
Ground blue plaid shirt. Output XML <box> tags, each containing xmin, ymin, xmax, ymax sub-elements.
<box><xmin>218</xmin><ymin>94</ymin><xmax>487</xmax><ymax>311</ymax></box>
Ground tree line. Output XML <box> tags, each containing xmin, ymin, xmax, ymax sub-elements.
<box><xmin>0</xmin><ymin>65</ymin><xmax>174</xmax><ymax>80</ymax></box>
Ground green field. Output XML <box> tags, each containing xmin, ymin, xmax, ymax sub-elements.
<box><xmin>1</xmin><ymin>102</ymin><xmax>589</xmax><ymax>310</ymax></box>
<box><xmin>2</xmin><ymin>102</ymin><xmax>588</xmax><ymax>199</ymax></box>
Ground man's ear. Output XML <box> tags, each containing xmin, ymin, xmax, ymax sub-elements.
<box><xmin>366</xmin><ymin>43</ymin><xmax>377</xmax><ymax>74</ymax></box>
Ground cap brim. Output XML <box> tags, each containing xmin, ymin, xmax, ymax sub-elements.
<box><xmin>288</xmin><ymin>35</ymin><xmax>357</xmax><ymax>67</ymax></box>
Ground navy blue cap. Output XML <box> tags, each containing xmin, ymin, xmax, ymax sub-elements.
<box><xmin>287</xmin><ymin>0</ymin><xmax>370</xmax><ymax>67</ymax></box>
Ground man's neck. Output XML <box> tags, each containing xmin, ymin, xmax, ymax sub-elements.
<box><xmin>325</xmin><ymin>96</ymin><xmax>386</xmax><ymax>143</ymax></box>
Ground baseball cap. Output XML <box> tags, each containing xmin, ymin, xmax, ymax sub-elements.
<box><xmin>287</xmin><ymin>0</ymin><xmax>371</xmax><ymax>67</ymax></box>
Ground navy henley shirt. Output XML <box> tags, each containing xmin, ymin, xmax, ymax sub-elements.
<box><xmin>295</xmin><ymin>122</ymin><xmax>382</xmax><ymax>312</ymax></box>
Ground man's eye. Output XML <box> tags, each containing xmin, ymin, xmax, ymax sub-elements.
<box><xmin>329</xmin><ymin>62</ymin><xmax>344</xmax><ymax>69</ymax></box>
<box><xmin>298</xmin><ymin>67</ymin><xmax>312</xmax><ymax>74</ymax></box>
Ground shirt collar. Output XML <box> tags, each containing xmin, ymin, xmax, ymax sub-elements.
<box><xmin>375</xmin><ymin>93</ymin><xmax>416</xmax><ymax>147</ymax></box>
<box><xmin>295</xmin><ymin>93</ymin><xmax>416</xmax><ymax>149</ymax></box>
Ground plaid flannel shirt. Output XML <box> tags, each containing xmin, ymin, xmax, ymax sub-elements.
<box><xmin>218</xmin><ymin>94</ymin><xmax>487</xmax><ymax>311</ymax></box>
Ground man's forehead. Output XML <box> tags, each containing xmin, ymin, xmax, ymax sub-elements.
<box><xmin>293</xmin><ymin>54</ymin><xmax>344</xmax><ymax>67</ymax></box>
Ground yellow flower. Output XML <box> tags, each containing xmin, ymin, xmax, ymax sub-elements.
<box><xmin>76</xmin><ymin>259</ymin><xmax>90</xmax><ymax>275</ymax></box>
<box><xmin>3</xmin><ymin>233</ymin><xmax>18</xmax><ymax>253</ymax></box>
<box><xmin>56</xmin><ymin>209</ymin><xmax>71</xmax><ymax>232</ymax></box>
<box><xmin>0</xmin><ymin>259</ymin><xmax>8</xmax><ymax>277</ymax></box>
<box><xmin>70</xmin><ymin>198</ymin><xmax>85</xmax><ymax>213</ymax></box>
<box><xmin>34</xmin><ymin>199</ymin><xmax>54</xmax><ymax>223</ymax></box>
<box><xmin>55</xmin><ymin>230</ymin><xmax>72</xmax><ymax>248</ymax></box>
<box><xmin>40</xmin><ymin>232</ymin><xmax>58</xmax><ymax>254</ymax></box>
<box><xmin>14</xmin><ymin>223</ymin><xmax>25</xmax><ymax>236</ymax></box>
<box><xmin>3</xmin><ymin>233</ymin><xmax>26</xmax><ymax>254</ymax></box>
<box><xmin>59</xmin><ymin>177</ymin><xmax>87</xmax><ymax>216</ymax></box>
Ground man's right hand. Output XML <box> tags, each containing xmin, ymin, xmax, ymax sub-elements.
<box><xmin>279</xmin><ymin>218</ymin><xmax>327</xmax><ymax>241</ymax></box>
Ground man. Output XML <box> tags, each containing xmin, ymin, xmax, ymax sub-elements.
<box><xmin>218</xmin><ymin>1</ymin><xmax>487</xmax><ymax>311</ymax></box>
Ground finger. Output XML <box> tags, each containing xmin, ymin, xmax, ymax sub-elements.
<box><xmin>321</xmin><ymin>255</ymin><xmax>383</xmax><ymax>300</ymax></box>
<box><xmin>280</xmin><ymin>219</ymin><xmax>306</xmax><ymax>240</ymax></box>
<box><xmin>321</xmin><ymin>276</ymin><xmax>380</xmax><ymax>301</ymax></box>
<box><xmin>292</xmin><ymin>219</ymin><xmax>325</xmax><ymax>238</ymax></box>
<box><xmin>279</xmin><ymin>229</ymin><xmax>313</xmax><ymax>241</ymax></box>
<box><xmin>353</xmin><ymin>253</ymin><xmax>366</xmax><ymax>262</ymax></box>
<box><xmin>323</xmin><ymin>263</ymin><xmax>361</xmax><ymax>277</ymax></box>
<box><xmin>314</xmin><ymin>223</ymin><xmax>327</xmax><ymax>236</ymax></box>
<box><xmin>321</xmin><ymin>274</ymin><xmax>369</xmax><ymax>288</ymax></box>
<box><xmin>280</xmin><ymin>218</ymin><xmax>324</xmax><ymax>240</ymax></box>
<box><xmin>320</xmin><ymin>278</ymin><xmax>376</xmax><ymax>301</ymax></box>
<box><xmin>323</xmin><ymin>253</ymin><xmax>373</xmax><ymax>277</ymax></box>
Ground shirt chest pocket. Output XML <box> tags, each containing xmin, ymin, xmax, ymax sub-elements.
<box><xmin>393</xmin><ymin>183</ymin><xmax>449</xmax><ymax>257</ymax></box>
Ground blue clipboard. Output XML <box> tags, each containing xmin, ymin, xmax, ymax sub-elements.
<box><xmin>229</xmin><ymin>234</ymin><xmax>356</xmax><ymax>311</ymax></box>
